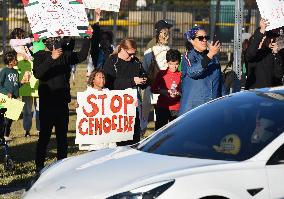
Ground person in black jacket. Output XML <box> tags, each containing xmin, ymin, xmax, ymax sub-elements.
<box><xmin>103</xmin><ymin>38</ymin><xmax>147</xmax><ymax>145</ymax></box>
<box><xmin>245</xmin><ymin>19</ymin><xmax>283</xmax><ymax>89</ymax></box>
<box><xmin>33</xmin><ymin>35</ymin><xmax>91</xmax><ymax>172</ymax></box>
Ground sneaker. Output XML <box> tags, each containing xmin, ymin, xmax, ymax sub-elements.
<box><xmin>4</xmin><ymin>136</ymin><xmax>12</xmax><ymax>141</ymax></box>
<box><xmin>25</xmin><ymin>131</ymin><xmax>31</xmax><ymax>138</ymax></box>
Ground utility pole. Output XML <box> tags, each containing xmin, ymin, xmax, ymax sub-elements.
<box><xmin>233</xmin><ymin>0</ymin><xmax>244</xmax><ymax>80</ymax></box>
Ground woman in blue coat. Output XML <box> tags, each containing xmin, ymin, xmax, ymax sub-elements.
<box><xmin>179</xmin><ymin>27</ymin><xmax>225</xmax><ymax>115</ymax></box>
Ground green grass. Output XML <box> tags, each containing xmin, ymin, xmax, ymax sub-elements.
<box><xmin>0</xmin><ymin>64</ymin><xmax>155</xmax><ymax>197</ymax></box>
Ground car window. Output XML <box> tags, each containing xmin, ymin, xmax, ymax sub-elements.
<box><xmin>138</xmin><ymin>92</ymin><xmax>284</xmax><ymax>161</ymax></box>
<box><xmin>267</xmin><ymin>144</ymin><xmax>284</xmax><ymax>165</ymax></box>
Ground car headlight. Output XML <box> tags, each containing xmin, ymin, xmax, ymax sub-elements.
<box><xmin>107</xmin><ymin>180</ymin><xmax>175</xmax><ymax>199</ymax></box>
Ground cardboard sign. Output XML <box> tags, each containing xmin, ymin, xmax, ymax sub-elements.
<box><xmin>256</xmin><ymin>0</ymin><xmax>284</xmax><ymax>30</ymax></box>
<box><xmin>23</xmin><ymin>0</ymin><xmax>89</xmax><ymax>38</ymax></box>
<box><xmin>0</xmin><ymin>94</ymin><xmax>25</xmax><ymax>121</ymax></box>
<box><xmin>75</xmin><ymin>89</ymin><xmax>137</xmax><ymax>146</ymax></box>
<box><xmin>83</xmin><ymin>0</ymin><xmax>121</xmax><ymax>12</ymax></box>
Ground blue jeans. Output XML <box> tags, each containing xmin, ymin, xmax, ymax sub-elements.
<box><xmin>22</xmin><ymin>96</ymin><xmax>40</xmax><ymax>132</ymax></box>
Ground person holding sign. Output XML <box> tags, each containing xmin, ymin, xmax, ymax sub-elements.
<box><xmin>0</xmin><ymin>51</ymin><xmax>29</xmax><ymax>141</ymax></box>
<box><xmin>103</xmin><ymin>38</ymin><xmax>147</xmax><ymax>145</ymax></box>
<box><xmin>245</xmin><ymin>19</ymin><xmax>284</xmax><ymax>89</ymax></box>
<box><xmin>33</xmin><ymin>31</ymin><xmax>92</xmax><ymax>172</ymax></box>
<box><xmin>78</xmin><ymin>68</ymin><xmax>117</xmax><ymax>150</ymax></box>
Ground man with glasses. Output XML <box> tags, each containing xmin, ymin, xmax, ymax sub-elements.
<box><xmin>179</xmin><ymin>26</ymin><xmax>225</xmax><ymax>115</ymax></box>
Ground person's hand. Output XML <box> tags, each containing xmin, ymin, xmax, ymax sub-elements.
<box><xmin>134</xmin><ymin>100</ymin><xmax>138</xmax><ymax>107</ymax></box>
<box><xmin>51</xmin><ymin>47</ymin><xmax>62</xmax><ymax>60</ymax></box>
<box><xmin>75</xmin><ymin>101</ymin><xmax>79</xmax><ymax>108</ymax></box>
<box><xmin>270</xmin><ymin>40</ymin><xmax>279</xmax><ymax>54</ymax></box>
<box><xmin>21</xmin><ymin>78</ymin><xmax>29</xmax><ymax>84</ymax></box>
<box><xmin>21</xmin><ymin>71</ymin><xmax>31</xmax><ymax>84</ymax></box>
<box><xmin>260</xmin><ymin>18</ymin><xmax>269</xmax><ymax>34</ymax></box>
<box><xmin>168</xmin><ymin>90</ymin><xmax>180</xmax><ymax>98</ymax></box>
<box><xmin>94</xmin><ymin>8</ymin><xmax>101</xmax><ymax>22</ymax></box>
<box><xmin>7</xmin><ymin>93</ymin><xmax>12</xmax><ymax>98</ymax></box>
<box><xmin>207</xmin><ymin>41</ymin><xmax>221</xmax><ymax>59</ymax></box>
<box><xmin>85</xmin><ymin>25</ymin><xmax>94</xmax><ymax>39</ymax></box>
<box><xmin>134</xmin><ymin>77</ymin><xmax>146</xmax><ymax>85</ymax></box>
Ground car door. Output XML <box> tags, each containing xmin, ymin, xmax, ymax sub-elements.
<box><xmin>266</xmin><ymin>144</ymin><xmax>284</xmax><ymax>199</ymax></box>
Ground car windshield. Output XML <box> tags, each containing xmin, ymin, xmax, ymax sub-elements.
<box><xmin>138</xmin><ymin>91</ymin><xmax>284</xmax><ymax>161</ymax></box>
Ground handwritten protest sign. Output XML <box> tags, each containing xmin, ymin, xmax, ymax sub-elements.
<box><xmin>22</xmin><ymin>0</ymin><xmax>90</xmax><ymax>39</ymax></box>
<box><xmin>256</xmin><ymin>0</ymin><xmax>284</xmax><ymax>30</ymax></box>
<box><xmin>83</xmin><ymin>0</ymin><xmax>121</xmax><ymax>12</ymax></box>
<box><xmin>75</xmin><ymin>89</ymin><xmax>137</xmax><ymax>146</ymax></box>
<box><xmin>0</xmin><ymin>94</ymin><xmax>25</xmax><ymax>121</ymax></box>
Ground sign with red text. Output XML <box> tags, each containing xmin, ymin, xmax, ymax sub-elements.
<box><xmin>83</xmin><ymin>0</ymin><xmax>121</xmax><ymax>12</ymax></box>
<box><xmin>75</xmin><ymin>89</ymin><xmax>137</xmax><ymax>145</ymax></box>
<box><xmin>22</xmin><ymin>0</ymin><xmax>90</xmax><ymax>39</ymax></box>
<box><xmin>256</xmin><ymin>0</ymin><xmax>284</xmax><ymax>30</ymax></box>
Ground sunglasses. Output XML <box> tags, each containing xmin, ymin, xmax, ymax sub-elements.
<box><xmin>125</xmin><ymin>50</ymin><xmax>136</xmax><ymax>57</ymax></box>
<box><xmin>194</xmin><ymin>35</ymin><xmax>210</xmax><ymax>41</ymax></box>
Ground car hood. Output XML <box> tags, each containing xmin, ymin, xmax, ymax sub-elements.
<box><xmin>25</xmin><ymin>147</ymin><xmax>233</xmax><ymax>199</ymax></box>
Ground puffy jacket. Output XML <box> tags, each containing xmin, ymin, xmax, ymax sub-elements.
<box><xmin>179</xmin><ymin>49</ymin><xmax>225</xmax><ymax>115</ymax></box>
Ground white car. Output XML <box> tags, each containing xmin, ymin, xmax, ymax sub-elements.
<box><xmin>23</xmin><ymin>87</ymin><xmax>284</xmax><ymax>199</ymax></box>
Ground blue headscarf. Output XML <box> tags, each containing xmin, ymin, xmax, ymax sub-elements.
<box><xmin>184</xmin><ymin>26</ymin><xmax>204</xmax><ymax>41</ymax></box>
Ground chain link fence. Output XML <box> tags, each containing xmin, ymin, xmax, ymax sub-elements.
<box><xmin>0</xmin><ymin>1</ymin><xmax>259</xmax><ymax>61</ymax></box>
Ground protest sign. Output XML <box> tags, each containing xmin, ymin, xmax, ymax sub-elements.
<box><xmin>83</xmin><ymin>0</ymin><xmax>121</xmax><ymax>12</ymax></box>
<box><xmin>22</xmin><ymin>0</ymin><xmax>90</xmax><ymax>39</ymax></box>
<box><xmin>0</xmin><ymin>94</ymin><xmax>25</xmax><ymax>121</ymax></box>
<box><xmin>75</xmin><ymin>89</ymin><xmax>137</xmax><ymax>146</ymax></box>
<box><xmin>256</xmin><ymin>0</ymin><xmax>284</xmax><ymax>30</ymax></box>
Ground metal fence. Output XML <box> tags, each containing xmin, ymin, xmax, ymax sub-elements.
<box><xmin>0</xmin><ymin>1</ymin><xmax>259</xmax><ymax>61</ymax></box>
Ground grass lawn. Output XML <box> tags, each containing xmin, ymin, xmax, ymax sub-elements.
<box><xmin>0</xmin><ymin>64</ymin><xmax>155</xmax><ymax>198</ymax></box>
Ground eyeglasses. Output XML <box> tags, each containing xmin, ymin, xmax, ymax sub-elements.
<box><xmin>125</xmin><ymin>50</ymin><xmax>136</xmax><ymax>57</ymax></box>
<box><xmin>194</xmin><ymin>35</ymin><xmax>210</xmax><ymax>41</ymax></box>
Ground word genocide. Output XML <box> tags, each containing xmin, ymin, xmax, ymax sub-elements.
<box><xmin>77</xmin><ymin>93</ymin><xmax>136</xmax><ymax>136</ymax></box>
